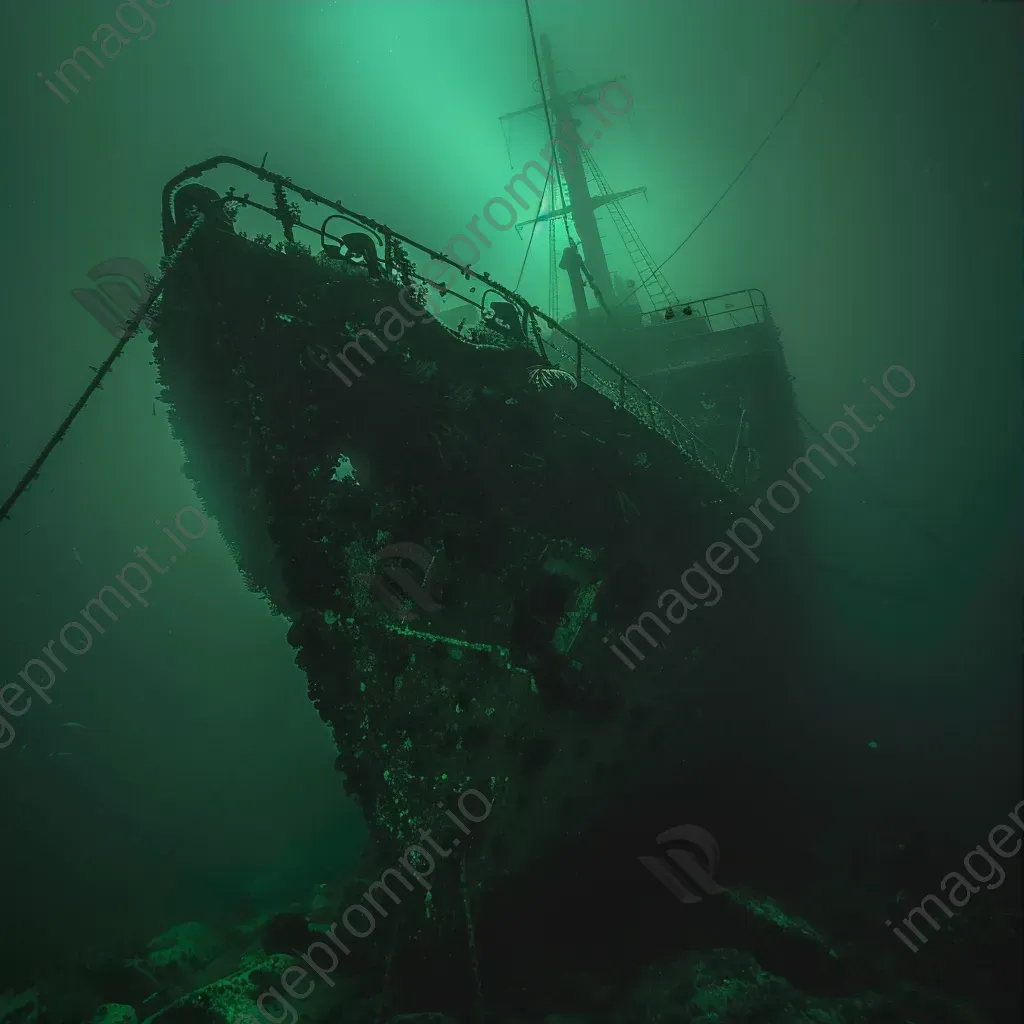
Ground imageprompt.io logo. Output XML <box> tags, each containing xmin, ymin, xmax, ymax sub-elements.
<box><xmin>359</xmin><ymin>542</ymin><xmax>444</xmax><ymax>622</ymax></box>
<box><xmin>72</xmin><ymin>257</ymin><xmax>155</xmax><ymax>339</ymax></box>
<box><xmin>638</xmin><ymin>824</ymin><xmax>725</xmax><ymax>904</ymax></box>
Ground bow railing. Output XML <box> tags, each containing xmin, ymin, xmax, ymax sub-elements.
<box><xmin>161</xmin><ymin>156</ymin><xmax>737</xmax><ymax>490</ymax></box>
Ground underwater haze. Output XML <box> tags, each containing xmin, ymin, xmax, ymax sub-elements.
<box><xmin>0</xmin><ymin>1</ymin><xmax>1019</xmax><ymax>1022</ymax></box>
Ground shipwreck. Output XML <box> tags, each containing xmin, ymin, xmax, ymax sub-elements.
<box><xmin>8</xmin><ymin>12</ymin><xmax>1002</xmax><ymax>1024</ymax></box>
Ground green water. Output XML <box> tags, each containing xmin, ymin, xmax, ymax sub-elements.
<box><xmin>0</xmin><ymin>1</ymin><xmax>1018</xmax><ymax>1021</ymax></box>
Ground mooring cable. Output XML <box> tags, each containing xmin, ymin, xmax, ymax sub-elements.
<box><xmin>614</xmin><ymin>1</ymin><xmax>865</xmax><ymax>311</ymax></box>
<box><xmin>0</xmin><ymin>213</ymin><xmax>207</xmax><ymax>526</ymax></box>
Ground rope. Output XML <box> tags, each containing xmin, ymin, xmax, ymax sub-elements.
<box><xmin>523</xmin><ymin>0</ymin><xmax>568</xmax><ymax>215</ymax></box>
<box><xmin>518</xmin><ymin>0</ymin><xmax>577</xmax><ymax>296</ymax></box>
<box><xmin>0</xmin><ymin>213</ymin><xmax>207</xmax><ymax>526</ymax></box>
<box><xmin>501</xmin><ymin>116</ymin><xmax>514</xmax><ymax>172</ymax></box>
<box><xmin>514</xmin><ymin>174</ymin><xmax>550</xmax><ymax>292</ymax></box>
<box><xmin>614</xmin><ymin>1</ymin><xmax>864</xmax><ymax>310</ymax></box>
<box><xmin>577</xmin><ymin>257</ymin><xmax>611</xmax><ymax>321</ymax></box>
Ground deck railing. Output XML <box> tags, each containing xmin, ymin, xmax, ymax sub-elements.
<box><xmin>634</xmin><ymin>288</ymin><xmax>768</xmax><ymax>334</ymax></box>
<box><xmin>160</xmin><ymin>156</ymin><xmax>738</xmax><ymax>491</ymax></box>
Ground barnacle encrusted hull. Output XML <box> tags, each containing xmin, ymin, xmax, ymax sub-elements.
<box><xmin>149</xmin><ymin>177</ymin><xmax>807</xmax><ymax>991</ymax></box>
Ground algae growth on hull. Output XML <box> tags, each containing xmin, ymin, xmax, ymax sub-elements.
<box><xmin>0</xmin><ymin>177</ymin><xmax>1009</xmax><ymax>1024</ymax></box>
<box><xmin>105</xmin><ymin>158</ymin><xmax>809</xmax><ymax>1013</ymax></box>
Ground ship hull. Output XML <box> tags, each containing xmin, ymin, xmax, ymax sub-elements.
<box><xmin>151</xmin><ymin>176</ymin><xmax>812</xmax><ymax>1014</ymax></box>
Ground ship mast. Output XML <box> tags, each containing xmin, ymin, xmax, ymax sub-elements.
<box><xmin>536</xmin><ymin>34</ymin><xmax>615</xmax><ymax>306</ymax></box>
<box><xmin>500</xmin><ymin>2</ymin><xmax>639</xmax><ymax>322</ymax></box>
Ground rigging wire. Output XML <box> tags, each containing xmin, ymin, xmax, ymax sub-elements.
<box><xmin>520</xmin><ymin>0</ymin><xmax>581</xmax><ymax>309</ymax></box>
<box><xmin>523</xmin><ymin>0</ymin><xmax>568</xmax><ymax>221</ymax></box>
<box><xmin>514</xmin><ymin>174</ymin><xmax>550</xmax><ymax>292</ymax></box>
<box><xmin>614</xmin><ymin>0</ymin><xmax>864</xmax><ymax>310</ymax></box>
<box><xmin>501</xmin><ymin>117</ymin><xmax>514</xmax><ymax>172</ymax></box>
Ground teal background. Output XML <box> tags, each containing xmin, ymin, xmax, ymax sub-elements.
<box><xmin>0</xmin><ymin>0</ymin><xmax>1017</xmax><ymax>978</ymax></box>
